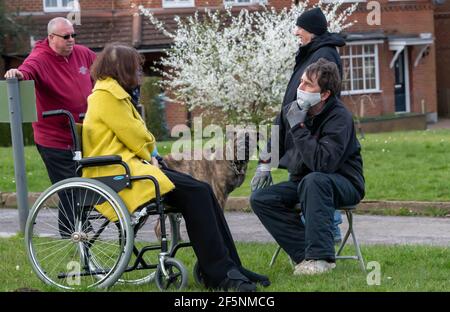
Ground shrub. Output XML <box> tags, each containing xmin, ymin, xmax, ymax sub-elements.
<box><xmin>140</xmin><ymin>76</ymin><xmax>169</xmax><ymax>140</ymax></box>
<box><xmin>0</xmin><ymin>123</ymin><xmax>34</xmax><ymax>147</ymax></box>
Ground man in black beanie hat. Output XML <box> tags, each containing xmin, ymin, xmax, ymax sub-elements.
<box><xmin>296</xmin><ymin>7</ymin><xmax>328</xmax><ymax>38</ymax></box>
<box><xmin>250</xmin><ymin>7</ymin><xmax>347</xmax><ymax>260</ymax></box>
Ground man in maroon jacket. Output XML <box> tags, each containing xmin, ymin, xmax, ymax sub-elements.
<box><xmin>4</xmin><ymin>17</ymin><xmax>96</xmax><ymax>236</ymax></box>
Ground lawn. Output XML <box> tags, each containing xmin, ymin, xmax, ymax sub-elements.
<box><xmin>1</xmin><ymin>235</ymin><xmax>449</xmax><ymax>292</ymax></box>
<box><xmin>1</xmin><ymin>129</ymin><xmax>449</xmax><ymax>201</ymax></box>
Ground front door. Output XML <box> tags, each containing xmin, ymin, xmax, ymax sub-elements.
<box><xmin>394</xmin><ymin>50</ymin><xmax>407</xmax><ymax>112</ymax></box>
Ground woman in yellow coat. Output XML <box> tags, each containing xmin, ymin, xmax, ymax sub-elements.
<box><xmin>82</xmin><ymin>44</ymin><xmax>269</xmax><ymax>291</ymax></box>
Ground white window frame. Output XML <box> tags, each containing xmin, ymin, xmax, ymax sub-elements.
<box><xmin>162</xmin><ymin>0</ymin><xmax>195</xmax><ymax>9</ymax></box>
<box><xmin>43</xmin><ymin>0</ymin><xmax>79</xmax><ymax>13</ymax></box>
<box><xmin>223</xmin><ymin>0</ymin><xmax>267</xmax><ymax>6</ymax></box>
<box><xmin>340</xmin><ymin>41</ymin><xmax>382</xmax><ymax>96</ymax></box>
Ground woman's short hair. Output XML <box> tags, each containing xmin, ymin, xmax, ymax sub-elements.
<box><xmin>304</xmin><ymin>58</ymin><xmax>341</xmax><ymax>97</ymax></box>
<box><xmin>91</xmin><ymin>43</ymin><xmax>144</xmax><ymax>91</ymax></box>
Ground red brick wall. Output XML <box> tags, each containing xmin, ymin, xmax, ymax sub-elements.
<box><xmin>435</xmin><ymin>1</ymin><xmax>450</xmax><ymax>117</ymax></box>
<box><xmin>165</xmin><ymin>101</ymin><xmax>188</xmax><ymax>131</ymax></box>
<box><xmin>5</xmin><ymin>0</ymin><xmax>141</xmax><ymax>12</ymax></box>
<box><xmin>5</xmin><ymin>0</ymin><xmax>42</xmax><ymax>12</ymax></box>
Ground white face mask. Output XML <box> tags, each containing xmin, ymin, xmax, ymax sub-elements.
<box><xmin>296</xmin><ymin>89</ymin><xmax>322</xmax><ymax>110</ymax></box>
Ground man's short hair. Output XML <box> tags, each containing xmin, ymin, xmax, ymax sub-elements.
<box><xmin>304</xmin><ymin>58</ymin><xmax>341</xmax><ymax>97</ymax></box>
<box><xmin>47</xmin><ymin>17</ymin><xmax>72</xmax><ymax>35</ymax></box>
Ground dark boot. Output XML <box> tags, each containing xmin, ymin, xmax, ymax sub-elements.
<box><xmin>239</xmin><ymin>266</ymin><xmax>271</xmax><ymax>287</ymax></box>
<box><xmin>217</xmin><ymin>268</ymin><xmax>257</xmax><ymax>292</ymax></box>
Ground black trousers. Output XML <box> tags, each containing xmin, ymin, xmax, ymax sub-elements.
<box><xmin>161</xmin><ymin>168</ymin><xmax>241</xmax><ymax>287</ymax></box>
<box><xmin>36</xmin><ymin>144</ymin><xmax>77</xmax><ymax>236</ymax></box>
<box><xmin>250</xmin><ymin>172</ymin><xmax>361</xmax><ymax>264</ymax></box>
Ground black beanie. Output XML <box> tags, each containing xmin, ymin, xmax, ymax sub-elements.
<box><xmin>296</xmin><ymin>7</ymin><xmax>328</xmax><ymax>36</ymax></box>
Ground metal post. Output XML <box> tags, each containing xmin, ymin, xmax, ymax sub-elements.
<box><xmin>6</xmin><ymin>78</ymin><xmax>29</xmax><ymax>233</ymax></box>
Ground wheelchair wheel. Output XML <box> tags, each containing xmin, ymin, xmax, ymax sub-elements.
<box><xmin>114</xmin><ymin>213</ymin><xmax>183</xmax><ymax>286</ymax></box>
<box><xmin>155</xmin><ymin>258</ymin><xmax>188</xmax><ymax>291</ymax></box>
<box><xmin>193</xmin><ymin>260</ymin><xmax>205</xmax><ymax>286</ymax></box>
<box><xmin>25</xmin><ymin>178</ymin><xmax>133</xmax><ymax>290</ymax></box>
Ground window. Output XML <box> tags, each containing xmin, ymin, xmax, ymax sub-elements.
<box><xmin>162</xmin><ymin>0</ymin><xmax>195</xmax><ymax>8</ymax></box>
<box><xmin>340</xmin><ymin>43</ymin><xmax>380</xmax><ymax>95</ymax></box>
<box><xmin>224</xmin><ymin>0</ymin><xmax>267</xmax><ymax>6</ymax></box>
<box><xmin>43</xmin><ymin>0</ymin><xmax>78</xmax><ymax>12</ymax></box>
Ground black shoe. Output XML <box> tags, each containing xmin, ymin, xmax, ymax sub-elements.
<box><xmin>239</xmin><ymin>266</ymin><xmax>271</xmax><ymax>287</ymax></box>
<box><xmin>218</xmin><ymin>268</ymin><xmax>257</xmax><ymax>292</ymax></box>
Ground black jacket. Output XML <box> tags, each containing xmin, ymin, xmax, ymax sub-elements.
<box><xmin>277</xmin><ymin>96</ymin><xmax>365</xmax><ymax>198</ymax></box>
<box><xmin>282</xmin><ymin>32</ymin><xmax>345</xmax><ymax>105</ymax></box>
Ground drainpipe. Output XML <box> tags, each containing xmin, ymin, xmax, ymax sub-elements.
<box><xmin>132</xmin><ymin>11</ymin><xmax>142</xmax><ymax>48</ymax></box>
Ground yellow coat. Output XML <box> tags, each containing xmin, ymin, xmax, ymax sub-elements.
<box><xmin>82</xmin><ymin>77</ymin><xmax>175</xmax><ymax>220</ymax></box>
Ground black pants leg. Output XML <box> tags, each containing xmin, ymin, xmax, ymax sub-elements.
<box><xmin>161</xmin><ymin>169</ymin><xmax>240</xmax><ymax>287</ymax></box>
<box><xmin>250</xmin><ymin>180</ymin><xmax>306</xmax><ymax>263</ymax></box>
<box><xmin>298</xmin><ymin>172</ymin><xmax>360</xmax><ymax>261</ymax></box>
<box><xmin>36</xmin><ymin>144</ymin><xmax>76</xmax><ymax>237</ymax></box>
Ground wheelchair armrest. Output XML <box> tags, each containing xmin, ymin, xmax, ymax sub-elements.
<box><xmin>79</xmin><ymin>155</ymin><xmax>122</xmax><ymax>166</ymax></box>
<box><xmin>130</xmin><ymin>175</ymin><xmax>162</xmax><ymax>204</ymax></box>
<box><xmin>76</xmin><ymin>155</ymin><xmax>131</xmax><ymax>177</ymax></box>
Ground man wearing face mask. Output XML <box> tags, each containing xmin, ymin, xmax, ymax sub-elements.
<box><xmin>250</xmin><ymin>58</ymin><xmax>364</xmax><ymax>275</ymax></box>
<box><xmin>251</xmin><ymin>7</ymin><xmax>346</xmax><ymax>242</ymax></box>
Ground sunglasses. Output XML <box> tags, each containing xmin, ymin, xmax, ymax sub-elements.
<box><xmin>52</xmin><ymin>33</ymin><xmax>77</xmax><ymax>40</ymax></box>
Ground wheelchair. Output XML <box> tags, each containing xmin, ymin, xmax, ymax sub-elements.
<box><xmin>24</xmin><ymin>110</ymin><xmax>200</xmax><ymax>291</ymax></box>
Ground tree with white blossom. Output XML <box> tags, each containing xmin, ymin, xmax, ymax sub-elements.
<box><xmin>136</xmin><ymin>0</ymin><xmax>358</xmax><ymax>126</ymax></box>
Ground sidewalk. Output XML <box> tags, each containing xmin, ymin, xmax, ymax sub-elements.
<box><xmin>428</xmin><ymin>118</ymin><xmax>450</xmax><ymax>129</ymax></box>
<box><xmin>1</xmin><ymin>209</ymin><xmax>449</xmax><ymax>246</ymax></box>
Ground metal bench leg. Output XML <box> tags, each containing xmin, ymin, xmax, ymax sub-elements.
<box><xmin>269</xmin><ymin>245</ymin><xmax>282</xmax><ymax>268</ymax></box>
<box><xmin>347</xmin><ymin>211</ymin><xmax>366</xmax><ymax>271</ymax></box>
<box><xmin>336</xmin><ymin>211</ymin><xmax>366</xmax><ymax>272</ymax></box>
<box><xmin>269</xmin><ymin>245</ymin><xmax>295</xmax><ymax>269</ymax></box>
<box><xmin>336</xmin><ymin>213</ymin><xmax>352</xmax><ymax>257</ymax></box>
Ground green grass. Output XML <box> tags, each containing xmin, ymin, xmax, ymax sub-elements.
<box><xmin>358</xmin><ymin>130</ymin><xmax>450</xmax><ymax>201</ymax></box>
<box><xmin>1</xmin><ymin>235</ymin><xmax>449</xmax><ymax>292</ymax></box>
<box><xmin>1</xmin><ymin>129</ymin><xmax>450</xmax><ymax>202</ymax></box>
<box><xmin>355</xmin><ymin>207</ymin><xmax>450</xmax><ymax>218</ymax></box>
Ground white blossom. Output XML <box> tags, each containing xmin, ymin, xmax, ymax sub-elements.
<box><xmin>138</xmin><ymin>1</ymin><xmax>357</xmax><ymax>125</ymax></box>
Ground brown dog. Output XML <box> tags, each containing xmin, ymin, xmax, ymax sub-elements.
<box><xmin>153</xmin><ymin>132</ymin><xmax>254</xmax><ymax>239</ymax></box>
<box><xmin>164</xmin><ymin>131</ymin><xmax>253</xmax><ymax>209</ymax></box>
<box><xmin>163</xmin><ymin>156</ymin><xmax>248</xmax><ymax>210</ymax></box>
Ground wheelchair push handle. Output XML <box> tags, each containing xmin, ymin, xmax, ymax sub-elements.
<box><xmin>42</xmin><ymin>109</ymin><xmax>69</xmax><ymax>119</ymax></box>
<box><xmin>42</xmin><ymin>109</ymin><xmax>82</xmax><ymax>159</ymax></box>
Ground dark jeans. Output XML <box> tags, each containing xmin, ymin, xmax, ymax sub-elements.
<box><xmin>161</xmin><ymin>168</ymin><xmax>241</xmax><ymax>287</ymax></box>
<box><xmin>250</xmin><ymin>172</ymin><xmax>361</xmax><ymax>263</ymax></box>
<box><xmin>36</xmin><ymin>144</ymin><xmax>77</xmax><ymax>237</ymax></box>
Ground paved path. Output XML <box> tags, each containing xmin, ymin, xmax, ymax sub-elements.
<box><xmin>1</xmin><ymin>209</ymin><xmax>449</xmax><ymax>246</ymax></box>
<box><xmin>428</xmin><ymin>118</ymin><xmax>450</xmax><ymax>129</ymax></box>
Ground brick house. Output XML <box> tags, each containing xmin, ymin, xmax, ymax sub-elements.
<box><xmin>1</xmin><ymin>0</ymin><xmax>449</xmax><ymax>129</ymax></box>
<box><xmin>435</xmin><ymin>0</ymin><xmax>450</xmax><ymax>117</ymax></box>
